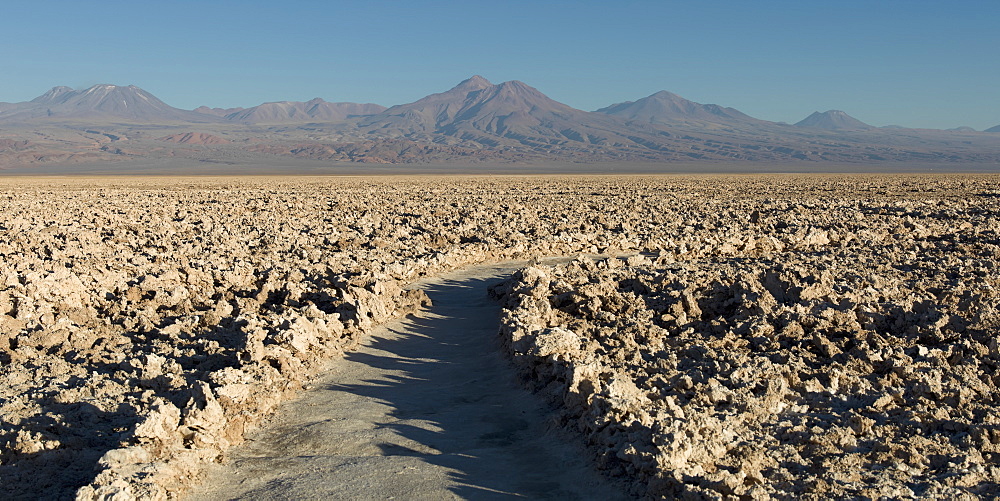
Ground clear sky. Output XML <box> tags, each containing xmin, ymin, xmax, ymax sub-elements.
<box><xmin>2</xmin><ymin>0</ymin><xmax>998</xmax><ymax>130</ymax></box>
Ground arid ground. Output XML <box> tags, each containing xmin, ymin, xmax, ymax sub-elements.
<box><xmin>1</xmin><ymin>174</ymin><xmax>998</xmax><ymax>499</ymax></box>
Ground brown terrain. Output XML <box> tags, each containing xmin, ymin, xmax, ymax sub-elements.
<box><xmin>157</xmin><ymin>133</ymin><xmax>230</xmax><ymax>145</ymax></box>
<box><xmin>0</xmin><ymin>174</ymin><xmax>998</xmax><ymax>500</ymax></box>
<box><xmin>2</xmin><ymin>78</ymin><xmax>1000</xmax><ymax>170</ymax></box>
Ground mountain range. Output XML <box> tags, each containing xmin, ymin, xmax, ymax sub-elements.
<box><xmin>1</xmin><ymin>77</ymin><xmax>999</xmax><ymax>168</ymax></box>
<box><xmin>204</xmin><ymin>99</ymin><xmax>386</xmax><ymax>124</ymax></box>
<box><xmin>354</xmin><ymin>76</ymin><xmax>671</xmax><ymax>149</ymax></box>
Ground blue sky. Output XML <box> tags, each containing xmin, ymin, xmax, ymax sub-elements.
<box><xmin>2</xmin><ymin>0</ymin><xmax>998</xmax><ymax>129</ymax></box>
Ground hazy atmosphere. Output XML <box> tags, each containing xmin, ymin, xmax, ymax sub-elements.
<box><xmin>3</xmin><ymin>0</ymin><xmax>998</xmax><ymax>130</ymax></box>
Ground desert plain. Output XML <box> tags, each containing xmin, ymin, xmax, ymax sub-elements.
<box><xmin>1</xmin><ymin>173</ymin><xmax>999</xmax><ymax>499</ymax></box>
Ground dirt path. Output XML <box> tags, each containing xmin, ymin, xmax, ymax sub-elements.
<box><xmin>186</xmin><ymin>262</ymin><xmax>628</xmax><ymax>500</ymax></box>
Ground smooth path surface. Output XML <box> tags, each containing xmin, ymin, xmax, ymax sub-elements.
<box><xmin>186</xmin><ymin>262</ymin><xmax>628</xmax><ymax>500</ymax></box>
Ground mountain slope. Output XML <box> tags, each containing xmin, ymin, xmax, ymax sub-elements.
<box><xmin>194</xmin><ymin>106</ymin><xmax>246</xmax><ymax>117</ymax></box>
<box><xmin>795</xmin><ymin>110</ymin><xmax>872</xmax><ymax>130</ymax></box>
<box><xmin>986</xmin><ymin>124</ymin><xmax>1000</xmax><ymax>133</ymax></box>
<box><xmin>595</xmin><ymin>90</ymin><xmax>763</xmax><ymax>126</ymax></box>
<box><xmin>355</xmin><ymin>75</ymin><xmax>496</xmax><ymax>134</ymax></box>
<box><xmin>223</xmin><ymin>98</ymin><xmax>386</xmax><ymax>124</ymax></box>
<box><xmin>31</xmin><ymin>86</ymin><xmax>77</xmax><ymax>104</ymax></box>
<box><xmin>355</xmin><ymin>75</ymin><xmax>665</xmax><ymax>148</ymax></box>
<box><xmin>0</xmin><ymin>85</ymin><xmax>220</xmax><ymax>123</ymax></box>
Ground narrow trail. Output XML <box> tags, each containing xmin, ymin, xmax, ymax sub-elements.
<box><xmin>186</xmin><ymin>261</ymin><xmax>628</xmax><ymax>500</ymax></box>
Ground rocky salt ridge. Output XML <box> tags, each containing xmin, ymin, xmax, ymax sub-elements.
<box><xmin>1</xmin><ymin>176</ymin><xmax>658</xmax><ymax>500</ymax></box>
<box><xmin>492</xmin><ymin>239</ymin><xmax>1000</xmax><ymax>496</ymax></box>
<box><xmin>1</xmin><ymin>175</ymin><xmax>998</xmax><ymax>499</ymax></box>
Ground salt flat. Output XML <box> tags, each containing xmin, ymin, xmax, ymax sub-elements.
<box><xmin>0</xmin><ymin>174</ymin><xmax>996</xmax><ymax>499</ymax></box>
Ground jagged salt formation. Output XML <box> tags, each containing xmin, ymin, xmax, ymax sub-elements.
<box><xmin>1</xmin><ymin>175</ymin><xmax>998</xmax><ymax>499</ymax></box>
<box><xmin>494</xmin><ymin>239</ymin><xmax>1000</xmax><ymax>497</ymax></box>
<box><xmin>492</xmin><ymin>178</ymin><xmax>1000</xmax><ymax>498</ymax></box>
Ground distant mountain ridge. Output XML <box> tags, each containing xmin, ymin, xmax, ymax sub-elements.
<box><xmin>0</xmin><ymin>85</ymin><xmax>386</xmax><ymax>125</ymax></box>
<box><xmin>193</xmin><ymin>106</ymin><xmax>246</xmax><ymax>117</ymax></box>
<box><xmin>987</xmin><ymin>124</ymin><xmax>1000</xmax><ymax>133</ymax></box>
<box><xmin>354</xmin><ymin>75</ymin><xmax>668</xmax><ymax>149</ymax></box>
<box><xmin>2</xmin><ymin>78</ymin><xmax>1000</xmax><ymax>167</ymax></box>
<box><xmin>595</xmin><ymin>90</ymin><xmax>763</xmax><ymax>126</ymax></box>
<box><xmin>221</xmin><ymin>98</ymin><xmax>386</xmax><ymax>124</ymax></box>
<box><xmin>0</xmin><ymin>81</ymin><xmax>986</xmax><ymax>134</ymax></box>
<box><xmin>795</xmin><ymin>110</ymin><xmax>872</xmax><ymax>130</ymax></box>
<box><xmin>2</xmin><ymin>84</ymin><xmax>219</xmax><ymax>123</ymax></box>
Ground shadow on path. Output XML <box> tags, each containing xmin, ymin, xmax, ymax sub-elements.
<box><xmin>187</xmin><ymin>263</ymin><xmax>627</xmax><ymax>500</ymax></box>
